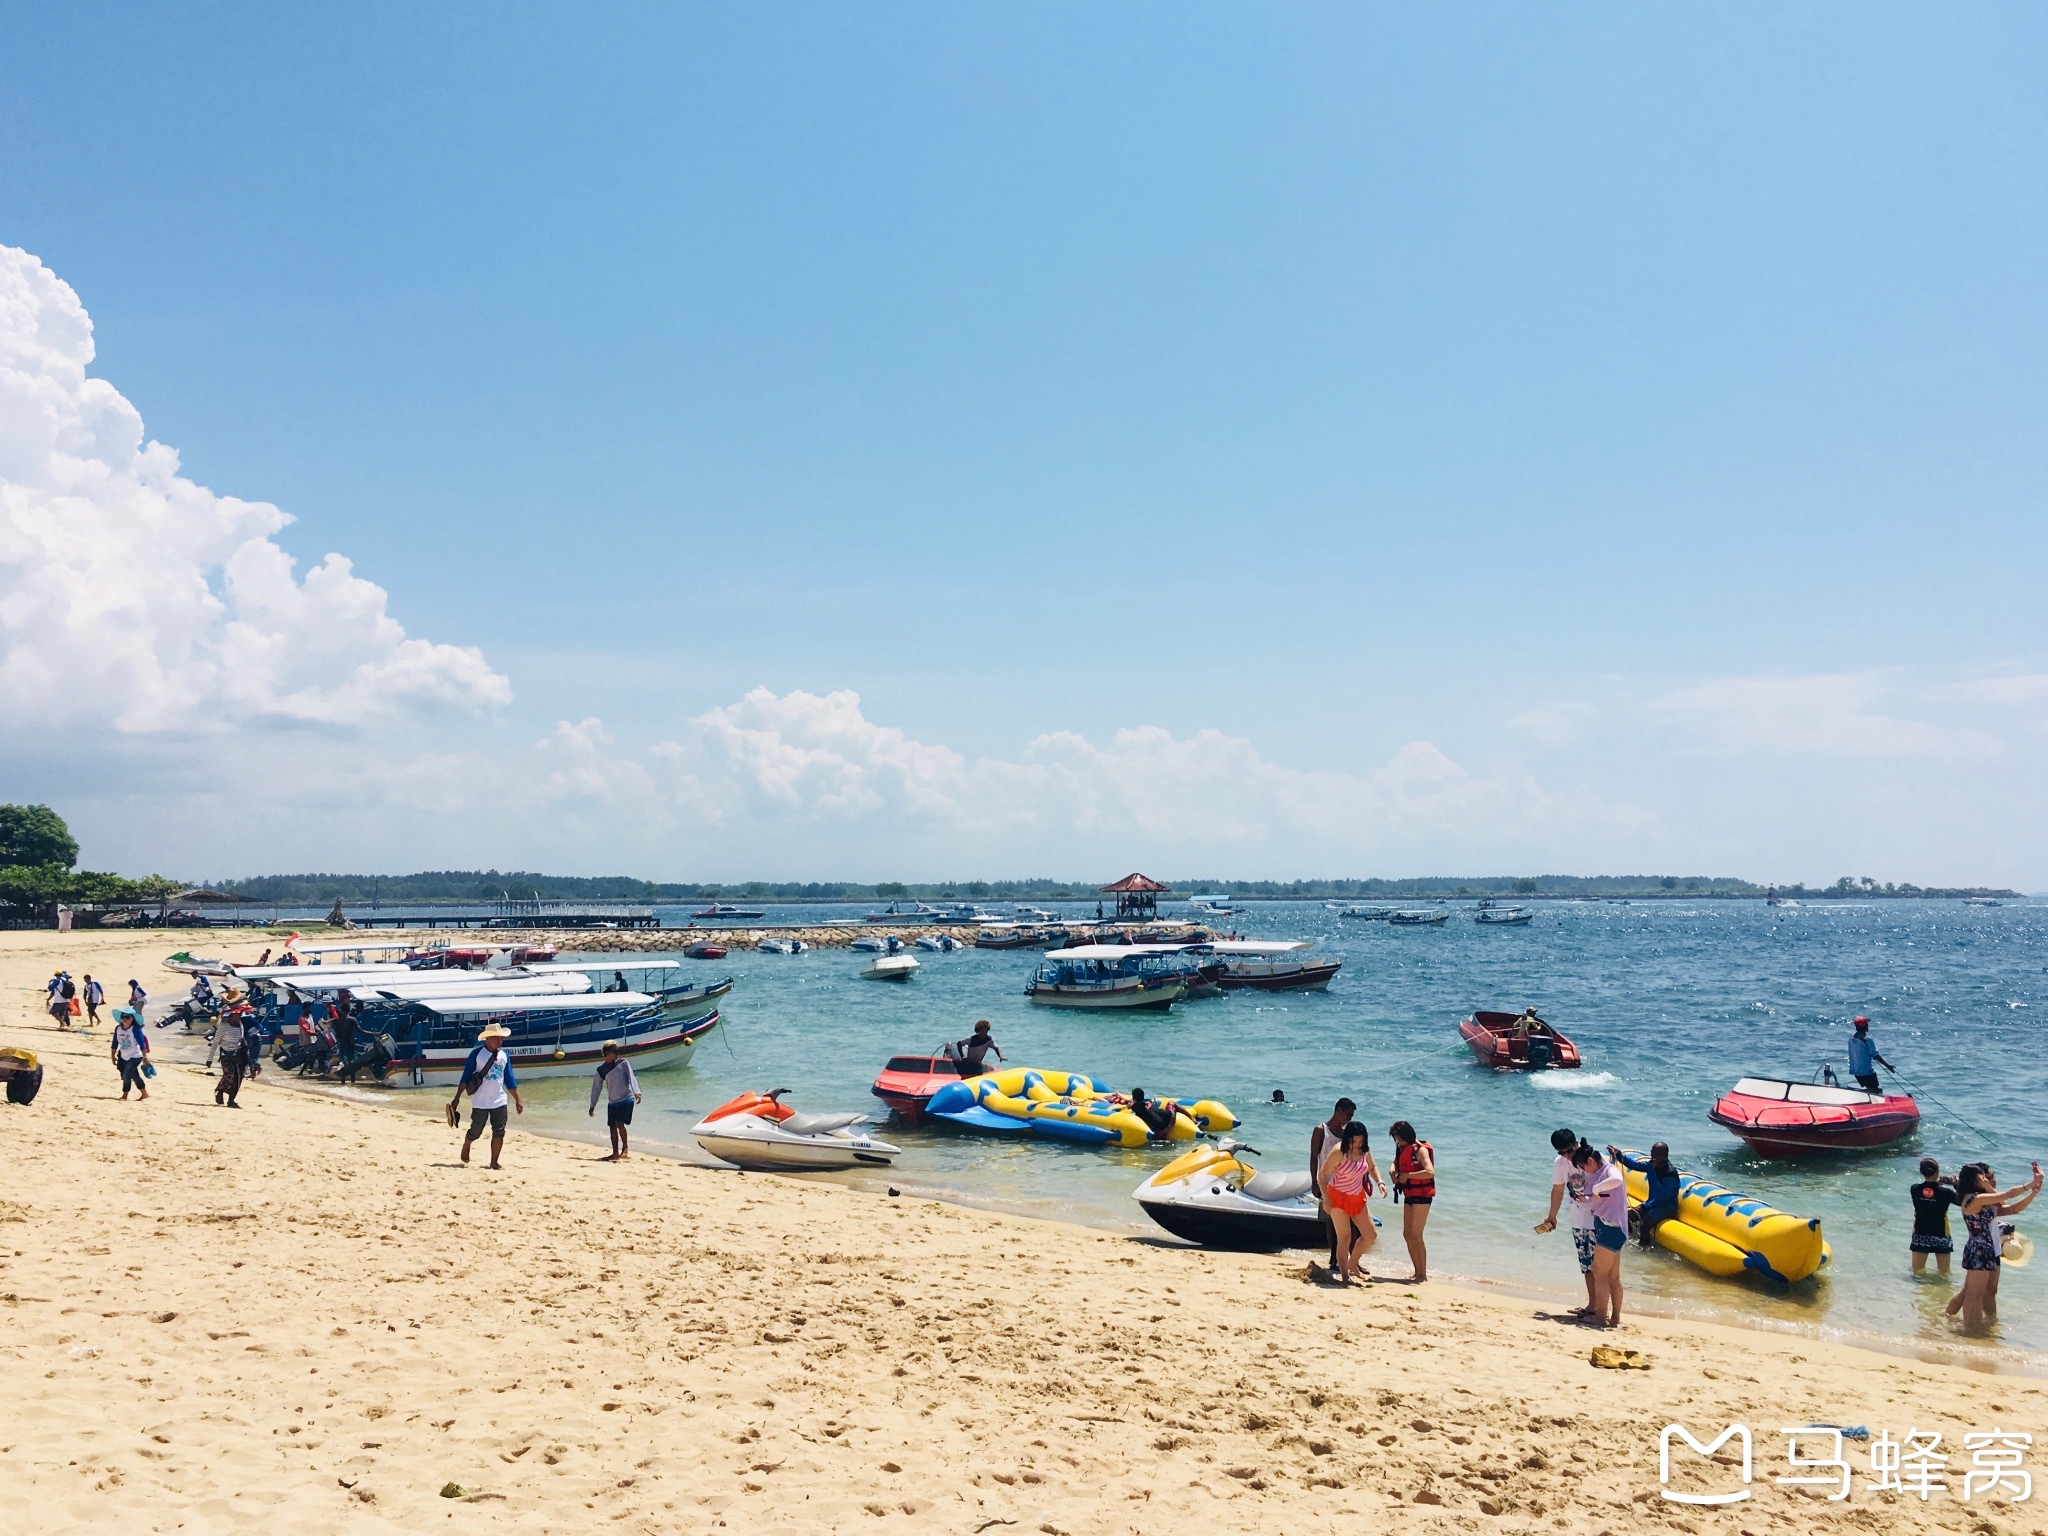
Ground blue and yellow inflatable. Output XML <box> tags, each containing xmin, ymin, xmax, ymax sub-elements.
<box><xmin>926</xmin><ymin>1067</ymin><xmax>1235</xmax><ymax>1147</ymax></box>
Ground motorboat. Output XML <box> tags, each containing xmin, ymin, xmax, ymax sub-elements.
<box><xmin>1133</xmin><ymin>1141</ymin><xmax>1322</xmax><ymax>1251</ymax></box>
<box><xmin>347</xmin><ymin>991</ymin><xmax>719</xmax><ymax>1088</ymax></box>
<box><xmin>1013</xmin><ymin>907</ymin><xmax>1060</xmax><ymax>923</ymax></box>
<box><xmin>1459</xmin><ymin>1010</ymin><xmax>1582</xmax><ymax>1070</ymax></box>
<box><xmin>913</xmin><ymin>933</ymin><xmax>961</xmax><ymax>952</ymax></box>
<box><xmin>755</xmin><ymin>937</ymin><xmax>808</xmax><ymax>954</ymax></box>
<box><xmin>520</xmin><ymin>960</ymin><xmax>734</xmax><ymax>1019</ymax></box>
<box><xmin>861</xmin><ymin>954</ymin><xmax>920</xmax><ymax>982</ymax></box>
<box><xmin>163</xmin><ymin>951</ymin><xmax>236</xmax><ymax>976</ymax></box>
<box><xmin>1184</xmin><ymin>939</ymin><xmax>1340</xmax><ymax>993</ymax></box>
<box><xmin>934</xmin><ymin>904</ymin><xmax>1007</xmax><ymax>926</ymax></box>
<box><xmin>1332</xmin><ymin>905</ymin><xmax>1393</xmax><ymax>920</ymax></box>
<box><xmin>1187</xmin><ymin>895</ymin><xmax>1235</xmax><ymax>914</ymax></box>
<box><xmin>972</xmin><ymin>925</ymin><xmax>1042</xmax><ymax>950</ymax></box>
<box><xmin>1474</xmin><ymin>906</ymin><xmax>1533</xmax><ymax>926</ymax></box>
<box><xmin>692</xmin><ymin>904</ymin><xmax>766</xmax><ymax>919</ymax></box>
<box><xmin>1708</xmin><ymin>1077</ymin><xmax>1920</xmax><ymax>1158</ymax></box>
<box><xmin>870</xmin><ymin>1052</ymin><xmax>975</xmax><ymax>1120</ymax></box>
<box><xmin>864</xmin><ymin>901</ymin><xmax>946</xmax><ymax>923</ymax></box>
<box><xmin>1025</xmin><ymin>946</ymin><xmax>1193</xmax><ymax>1010</ymax></box>
<box><xmin>683</xmin><ymin>942</ymin><xmax>728</xmax><ymax>960</ymax></box>
<box><xmin>691</xmin><ymin>1090</ymin><xmax>901</xmax><ymax>1170</ymax></box>
<box><xmin>1965</xmin><ymin>897</ymin><xmax>2002</xmax><ymax>908</ymax></box>
<box><xmin>1388</xmin><ymin>909</ymin><xmax>1449</xmax><ymax>926</ymax></box>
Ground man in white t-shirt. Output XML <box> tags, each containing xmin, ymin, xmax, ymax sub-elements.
<box><xmin>1533</xmin><ymin>1126</ymin><xmax>1600</xmax><ymax>1317</ymax></box>
<box><xmin>450</xmin><ymin>1023</ymin><xmax>523</xmax><ymax>1169</ymax></box>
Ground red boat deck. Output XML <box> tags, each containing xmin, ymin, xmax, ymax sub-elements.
<box><xmin>1459</xmin><ymin>1011</ymin><xmax>1582</xmax><ymax>1070</ymax></box>
<box><xmin>870</xmin><ymin>1053</ymin><xmax>970</xmax><ymax>1121</ymax></box>
<box><xmin>1710</xmin><ymin>1077</ymin><xmax>1920</xmax><ymax>1157</ymax></box>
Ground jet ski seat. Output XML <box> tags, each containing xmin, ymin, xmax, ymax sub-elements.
<box><xmin>779</xmin><ymin>1112</ymin><xmax>867</xmax><ymax>1136</ymax></box>
<box><xmin>1242</xmin><ymin>1168</ymin><xmax>1314</xmax><ymax>1201</ymax></box>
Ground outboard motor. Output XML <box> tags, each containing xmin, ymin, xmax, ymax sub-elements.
<box><xmin>1527</xmin><ymin>1034</ymin><xmax>1554</xmax><ymax>1069</ymax></box>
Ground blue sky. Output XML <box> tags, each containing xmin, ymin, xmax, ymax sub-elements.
<box><xmin>2</xmin><ymin>5</ymin><xmax>2043</xmax><ymax>884</ymax></box>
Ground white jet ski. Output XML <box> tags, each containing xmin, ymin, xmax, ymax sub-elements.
<box><xmin>692</xmin><ymin>1089</ymin><xmax>902</xmax><ymax>1171</ymax></box>
<box><xmin>1133</xmin><ymin>1139</ymin><xmax>1323</xmax><ymax>1251</ymax></box>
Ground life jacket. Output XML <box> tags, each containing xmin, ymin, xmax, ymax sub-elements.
<box><xmin>1396</xmin><ymin>1140</ymin><xmax>1436</xmax><ymax>1200</ymax></box>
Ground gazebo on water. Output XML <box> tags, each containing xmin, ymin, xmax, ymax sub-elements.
<box><xmin>1100</xmin><ymin>872</ymin><xmax>1169</xmax><ymax>923</ymax></box>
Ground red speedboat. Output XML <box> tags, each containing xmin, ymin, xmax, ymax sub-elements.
<box><xmin>870</xmin><ymin>1053</ymin><xmax>972</xmax><ymax>1122</ymax></box>
<box><xmin>1459</xmin><ymin>1011</ymin><xmax>1582</xmax><ymax>1070</ymax></box>
<box><xmin>1710</xmin><ymin>1077</ymin><xmax>1920</xmax><ymax>1158</ymax></box>
<box><xmin>683</xmin><ymin>942</ymin><xmax>728</xmax><ymax>960</ymax></box>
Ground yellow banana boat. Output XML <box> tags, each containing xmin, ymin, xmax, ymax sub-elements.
<box><xmin>925</xmin><ymin>1067</ymin><xmax>1236</xmax><ymax>1147</ymax></box>
<box><xmin>1622</xmin><ymin>1154</ymin><xmax>1829</xmax><ymax>1284</ymax></box>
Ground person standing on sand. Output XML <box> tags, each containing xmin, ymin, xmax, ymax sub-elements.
<box><xmin>1945</xmin><ymin>1160</ymin><xmax>2043</xmax><ymax>1332</ymax></box>
<box><xmin>213</xmin><ymin>1000</ymin><xmax>252</xmax><ymax>1107</ymax></box>
<box><xmin>82</xmin><ymin>974</ymin><xmax>103</xmax><ymax>1029</ymax></box>
<box><xmin>1388</xmin><ymin>1121</ymin><xmax>1434</xmax><ymax>1283</ymax></box>
<box><xmin>1317</xmin><ymin>1123</ymin><xmax>1381</xmax><ymax>1286</ymax></box>
<box><xmin>1535</xmin><ymin>1127</ymin><xmax>1600</xmax><ymax>1317</ymax></box>
<box><xmin>1909</xmin><ymin>1158</ymin><xmax>1959</xmax><ymax>1277</ymax></box>
<box><xmin>127</xmin><ymin>978</ymin><xmax>148</xmax><ymax>1013</ymax></box>
<box><xmin>1311</xmin><ymin>1098</ymin><xmax>1357</xmax><ymax>1277</ymax></box>
<box><xmin>111</xmin><ymin>1007</ymin><xmax>151</xmax><ymax>1099</ymax></box>
<box><xmin>588</xmin><ymin>1041</ymin><xmax>642</xmax><ymax>1160</ymax></box>
<box><xmin>48</xmin><ymin>972</ymin><xmax>73</xmax><ymax>1030</ymax></box>
<box><xmin>1847</xmin><ymin>1015</ymin><xmax>1894</xmax><ymax>1094</ymax></box>
<box><xmin>1572</xmin><ymin>1144</ymin><xmax>1628</xmax><ymax>1329</ymax></box>
<box><xmin>451</xmin><ymin>1023</ymin><xmax>522</xmax><ymax>1169</ymax></box>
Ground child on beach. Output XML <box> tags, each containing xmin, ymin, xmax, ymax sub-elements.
<box><xmin>1318</xmin><ymin>1123</ymin><xmax>1381</xmax><ymax>1286</ymax></box>
<box><xmin>588</xmin><ymin>1041</ymin><xmax>643</xmax><ymax>1161</ymax></box>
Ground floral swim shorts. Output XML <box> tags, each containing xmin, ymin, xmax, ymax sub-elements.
<box><xmin>1573</xmin><ymin>1227</ymin><xmax>1596</xmax><ymax>1273</ymax></box>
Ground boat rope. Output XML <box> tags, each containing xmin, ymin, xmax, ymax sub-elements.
<box><xmin>1882</xmin><ymin>1062</ymin><xmax>1994</xmax><ymax>1145</ymax></box>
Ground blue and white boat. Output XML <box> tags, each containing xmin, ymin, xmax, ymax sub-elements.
<box><xmin>1025</xmin><ymin>945</ymin><xmax>1197</xmax><ymax>1011</ymax></box>
<box><xmin>363</xmin><ymin>990</ymin><xmax>720</xmax><ymax>1088</ymax></box>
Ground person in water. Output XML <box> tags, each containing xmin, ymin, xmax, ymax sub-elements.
<box><xmin>1612</xmin><ymin>1143</ymin><xmax>1680</xmax><ymax>1250</ymax></box>
<box><xmin>1311</xmin><ymin>1098</ymin><xmax>1358</xmax><ymax>1277</ymax></box>
<box><xmin>1388</xmin><ymin>1121</ymin><xmax>1434</xmax><ymax>1283</ymax></box>
<box><xmin>1128</xmin><ymin>1088</ymin><xmax>1179</xmax><ymax>1140</ymax></box>
<box><xmin>1572</xmin><ymin>1144</ymin><xmax>1629</xmax><ymax>1329</ymax></box>
<box><xmin>1536</xmin><ymin>1128</ymin><xmax>1601</xmax><ymax>1317</ymax></box>
<box><xmin>952</xmin><ymin>1020</ymin><xmax>1004</xmax><ymax>1076</ymax></box>
<box><xmin>1317</xmin><ymin>1122</ymin><xmax>1381</xmax><ymax>1285</ymax></box>
<box><xmin>1909</xmin><ymin>1157</ymin><xmax>1959</xmax><ymax>1277</ymax></box>
<box><xmin>1847</xmin><ymin>1015</ymin><xmax>1894</xmax><ymax>1094</ymax></box>
<box><xmin>1945</xmin><ymin>1160</ymin><xmax>2043</xmax><ymax>1332</ymax></box>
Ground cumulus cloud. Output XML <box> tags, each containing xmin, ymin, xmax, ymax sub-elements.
<box><xmin>0</xmin><ymin>244</ymin><xmax>509</xmax><ymax>734</ymax></box>
<box><xmin>522</xmin><ymin>686</ymin><xmax>1654</xmax><ymax>872</ymax></box>
<box><xmin>1652</xmin><ymin>672</ymin><xmax>1997</xmax><ymax>759</ymax></box>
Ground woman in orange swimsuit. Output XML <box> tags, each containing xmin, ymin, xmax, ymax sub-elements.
<box><xmin>1316</xmin><ymin>1122</ymin><xmax>1382</xmax><ymax>1285</ymax></box>
<box><xmin>1389</xmin><ymin>1120</ymin><xmax>1435</xmax><ymax>1283</ymax></box>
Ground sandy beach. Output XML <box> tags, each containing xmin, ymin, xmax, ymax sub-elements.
<box><xmin>3</xmin><ymin>930</ymin><xmax>2042</xmax><ymax>1535</ymax></box>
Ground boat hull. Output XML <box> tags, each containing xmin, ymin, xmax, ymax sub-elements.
<box><xmin>379</xmin><ymin>1010</ymin><xmax>718</xmax><ymax>1088</ymax></box>
<box><xmin>692</xmin><ymin>1128</ymin><xmax>900</xmax><ymax>1171</ymax></box>
<box><xmin>1026</xmin><ymin>980</ymin><xmax>1186</xmax><ymax>1010</ymax></box>
<box><xmin>1215</xmin><ymin>961</ymin><xmax>1341</xmax><ymax>992</ymax></box>
<box><xmin>1135</xmin><ymin>1196</ymin><xmax>1324</xmax><ymax>1252</ymax></box>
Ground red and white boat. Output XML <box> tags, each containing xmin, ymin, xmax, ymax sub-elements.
<box><xmin>1709</xmin><ymin>1077</ymin><xmax>1920</xmax><ymax>1158</ymax></box>
<box><xmin>683</xmin><ymin>942</ymin><xmax>728</xmax><ymax>960</ymax></box>
<box><xmin>870</xmin><ymin>1052</ymin><xmax>973</xmax><ymax>1121</ymax></box>
<box><xmin>1458</xmin><ymin>1011</ymin><xmax>1583</xmax><ymax>1070</ymax></box>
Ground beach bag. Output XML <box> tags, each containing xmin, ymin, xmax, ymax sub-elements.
<box><xmin>68</xmin><ymin>998</ymin><xmax>81</xmax><ymax>1017</ymax></box>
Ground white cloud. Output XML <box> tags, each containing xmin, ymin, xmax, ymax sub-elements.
<box><xmin>1509</xmin><ymin>702</ymin><xmax>1594</xmax><ymax>744</ymax></box>
<box><xmin>0</xmin><ymin>244</ymin><xmax>509</xmax><ymax>734</ymax></box>
<box><xmin>1652</xmin><ymin>672</ymin><xmax>1997</xmax><ymax>759</ymax></box>
<box><xmin>1953</xmin><ymin>673</ymin><xmax>2048</xmax><ymax>707</ymax></box>
<box><xmin>512</xmin><ymin>686</ymin><xmax>1654</xmax><ymax>873</ymax></box>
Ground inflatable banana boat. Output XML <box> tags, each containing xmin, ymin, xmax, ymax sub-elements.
<box><xmin>925</xmin><ymin>1067</ymin><xmax>1236</xmax><ymax>1147</ymax></box>
<box><xmin>1620</xmin><ymin>1152</ymin><xmax>1831</xmax><ymax>1284</ymax></box>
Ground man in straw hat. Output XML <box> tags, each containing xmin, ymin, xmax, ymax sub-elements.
<box><xmin>588</xmin><ymin>1040</ymin><xmax>643</xmax><ymax>1161</ymax></box>
<box><xmin>451</xmin><ymin>1023</ymin><xmax>523</xmax><ymax>1169</ymax></box>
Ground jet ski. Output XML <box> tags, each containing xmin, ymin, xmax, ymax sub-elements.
<box><xmin>1133</xmin><ymin>1139</ymin><xmax>1323</xmax><ymax>1252</ymax></box>
<box><xmin>691</xmin><ymin>1089</ymin><xmax>902</xmax><ymax>1171</ymax></box>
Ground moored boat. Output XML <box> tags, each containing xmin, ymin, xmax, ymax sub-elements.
<box><xmin>683</xmin><ymin>942</ymin><xmax>728</xmax><ymax>959</ymax></box>
<box><xmin>1473</xmin><ymin>905</ymin><xmax>1533</xmax><ymax>926</ymax></box>
<box><xmin>870</xmin><ymin>1052</ymin><xmax>974</xmax><ymax>1120</ymax></box>
<box><xmin>1708</xmin><ymin>1077</ymin><xmax>1920</xmax><ymax>1157</ymax></box>
<box><xmin>354</xmin><ymin>992</ymin><xmax>719</xmax><ymax>1088</ymax></box>
<box><xmin>1186</xmin><ymin>939</ymin><xmax>1340</xmax><ymax>992</ymax></box>
<box><xmin>692</xmin><ymin>904</ymin><xmax>766</xmax><ymax>919</ymax></box>
<box><xmin>1025</xmin><ymin>946</ymin><xmax>1192</xmax><ymax>1010</ymax></box>
<box><xmin>1458</xmin><ymin>1010</ymin><xmax>1582</xmax><ymax>1070</ymax></box>
<box><xmin>861</xmin><ymin>954</ymin><xmax>920</xmax><ymax>982</ymax></box>
<box><xmin>1388</xmin><ymin>909</ymin><xmax>1449</xmax><ymax>926</ymax></box>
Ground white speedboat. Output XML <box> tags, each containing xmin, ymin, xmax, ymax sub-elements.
<box><xmin>692</xmin><ymin>1090</ymin><xmax>902</xmax><ymax>1170</ymax></box>
<box><xmin>1188</xmin><ymin>894</ymin><xmax>1234</xmax><ymax>914</ymax></box>
<box><xmin>850</xmin><ymin>934</ymin><xmax>888</xmax><ymax>952</ymax></box>
<box><xmin>913</xmin><ymin>933</ymin><xmax>961</xmax><ymax>952</ymax></box>
<box><xmin>861</xmin><ymin>954</ymin><xmax>920</xmax><ymax>982</ymax></box>
<box><xmin>1133</xmin><ymin>1140</ymin><xmax>1323</xmax><ymax>1251</ymax></box>
<box><xmin>756</xmin><ymin>937</ymin><xmax>809</xmax><ymax>954</ymax></box>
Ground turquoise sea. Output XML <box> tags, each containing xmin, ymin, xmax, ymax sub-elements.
<box><xmin>398</xmin><ymin>899</ymin><xmax>2048</xmax><ymax>1367</ymax></box>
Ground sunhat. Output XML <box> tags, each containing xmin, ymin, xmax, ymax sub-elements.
<box><xmin>2002</xmin><ymin>1230</ymin><xmax>2034</xmax><ymax>1268</ymax></box>
<box><xmin>477</xmin><ymin>1023</ymin><xmax>512</xmax><ymax>1041</ymax></box>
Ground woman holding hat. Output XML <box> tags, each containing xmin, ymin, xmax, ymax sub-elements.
<box><xmin>451</xmin><ymin>1023</ymin><xmax>523</xmax><ymax>1169</ymax></box>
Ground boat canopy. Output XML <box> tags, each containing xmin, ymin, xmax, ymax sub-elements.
<box><xmin>287</xmin><ymin>941</ymin><xmax>417</xmax><ymax>955</ymax></box>
<box><xmin>1181</xmin><ymin>940</ymin><xmax>1310</xmax><ymax>955</ymax></box>
<box><xmin>521</xmin><ymin>958</ymin><xmax>683</xmax><ymax>975</ymax></box>
<box><xmin>1042</xmin><ymin>943</ymin><xmax>1195</xmax><ymax>962</ymax></box>
<box><xmin>414</xmin><ymin>991</ymin><xmax>658</xmax><ymax>1018</ymax></box>
<box><xmin>368</xmin><ymin>976</ymin><xmax>593</xmax><ymax>1002</ymax></box>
